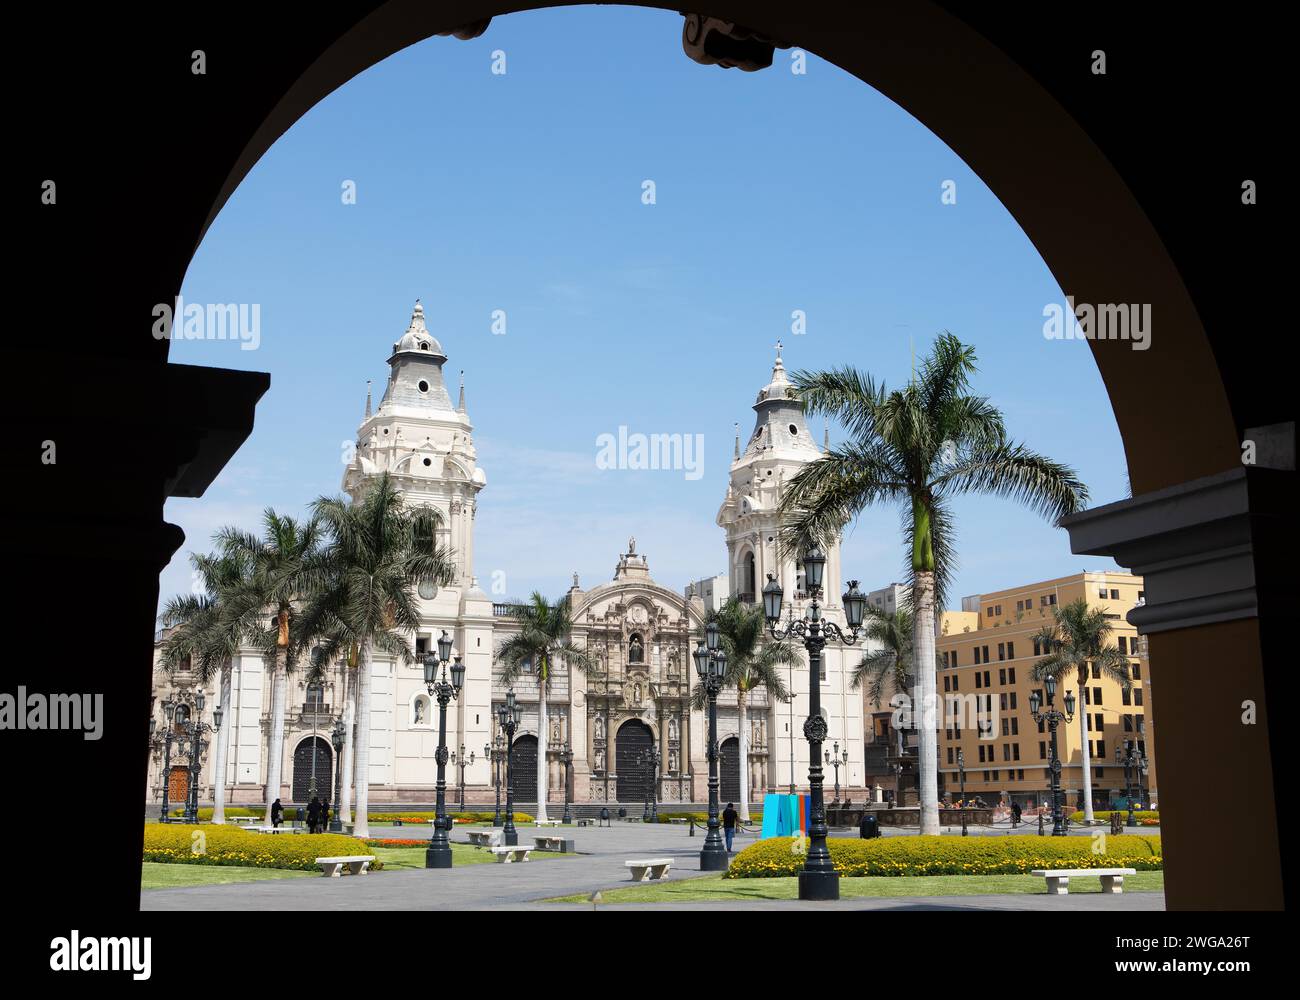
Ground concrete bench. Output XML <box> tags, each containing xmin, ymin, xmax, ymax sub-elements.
<box><xmin>535</xmin><ymin>818</ymin><xmax>563</xmax><ymax>827</ymax></box>
<box><xmin>315</xmin><ymin>855</ymin><xmax>375</xmax><ymax>877</ymax></box>
<box><xmin>625</xmin><ymin>858</ymin><xmax>673</xmax><ymax>882</ymax></box>
<box><xmin>466</xmin><ymin>829</ymin><xmax>504</xmax><ymax>848</ymax></box>
<box><xmin>1030</xmin><ymin>867</ymin><xmax>1137</xmax><ymax>895</ymax></box>
<box><xmin>230</xmin><ymin>816</ymin><xmax>260</xmax><ymax>825</ymax></box>
<box><xmin>667</xmin><ymin>817</ymin><xmax>688</xmax><ymax>824</ymax></box>
<box><xmin>489</xmin><ymin>846</ymin><xmax>533</xmax><ymax>864</ymax></box>
<box><xmin>248</xmin><ymin>826</ymin><xmax>301</xmax><ymax>834</ymax></box>
<box><xmin>533</xmin><ymin>835</ymin><xmax>574</xmax><ymax>853</ymax></box>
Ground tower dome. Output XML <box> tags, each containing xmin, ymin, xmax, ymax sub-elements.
<box><xmin>391</xmin><ymin>299</ymin><xmax>446</xmax><ymax>359</ymax></box>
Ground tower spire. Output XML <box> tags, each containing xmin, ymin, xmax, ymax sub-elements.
<box><xmin>734</xmin><ymin>422</ymin><xmax>740</xmax><ymax>459</ymax></box>
<box><xmin>364</xmin><ymin>380</ymin><xmax>372</xmax><ymax>419</ymax></box>
<box><xmin>823</xmin><ymin>419</ymin><xmax>829</xmax><ymax>451</ymax></box>
<box><xmin>457</xmin><ymin>370</ymin><xmax>466</xmax><ymax>413</ymax></box>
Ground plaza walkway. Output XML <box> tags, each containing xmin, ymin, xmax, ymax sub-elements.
<box><xmin>140</xmin><ymin>821</ymin><xmax>1164</xmax><ymax>911</ymax></box>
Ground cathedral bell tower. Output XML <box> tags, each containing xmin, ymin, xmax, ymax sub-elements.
<box><xmin>343</xmin><ymin>300</ymin><xmax>487</xmax><ymax>591</ymax></box>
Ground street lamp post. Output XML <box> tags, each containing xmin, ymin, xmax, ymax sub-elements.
<box><xmin>451</xmin><ymin>745</ymin><xmax>475</xmax><ymax>812</ymax></box>
<box><xmin>329</xmin><ymin>719</ymin><xmax>346</xmax><ymax>832</ymax></box>
<box><xmin>764</xmin><ymin>555</ymin><xmax>866</xmax><ymax>902</ymax></box>
<box><xmin>824</xmin><ymin>741</ymin><xmax>848</xmax><ymax>804</ymax></box>
<box><xmin>497</xmin><ymin>690</ymin><xmax>523</xmax><ymax>846</ymax></box>
<box><xmin>175</xmin><ymin>691</ymin><xmax>220</xmax><ymax>824</ymax></box>
<box><xmin>957</xmin><ymin>747</ymin><xmax>968</xmax><ymax>836</ymax></box>
<box><xmin>638</xmin><ymin>745</ymin><xmax>661</xmax><ymax>823</ymax></box>
<box><xmin>558</xmin><ymin>741</ymin><xmax>574</xmax><ymax>824</ymax></box>
<box><xmin>1115</xmin><ymin>739</ymin><xmax>1147</xmax><ymax>827</ymax></box>
<box><xmin>1029</xmin><ymin>674</ymin><xmax>1076</xmax><ymax>836</ymax></box>
<box><xmin>488</xmin><ymin>734</ymin><xmax>506</xmax><ymax>826</ymax></box>
<box><xmin>694</xmin><ymin>630</ymin><xmax>730</xmax><ymax>871</ymax></box>
<box><xmin>423</xmin><ymin>630</ymin><xmax>466</xmax><ymax>869</ymax></box>
<box><xmin>156</xmin><ymin>698</ymin><xmax>178</xmax><ymax>823</ymax></box>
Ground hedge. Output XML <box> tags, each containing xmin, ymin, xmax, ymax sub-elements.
<box><xmin>654</xmin><ymin>811</ymin><xmax>763</xmax><ymax>824</ymax></box>
<box><xmin>1068</xmin><ymin>810</ymin><xmax>1159</xmax><ymax>825</ymax></box>
<box><xmin>724</xmin><ymin>834</ymin><xmax>1162</xmax><ymax>879</ymax></box>
<box><xmin>143</xmin><ymin>824</ymin><xmax>381</xmax><ymax>871</ymax></box>
<box><xmin>368</xmin><ymin>811</ymin><xmax>534</xmax><ymax>825</ymax></box>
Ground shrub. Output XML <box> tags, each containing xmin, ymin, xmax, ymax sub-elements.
<box><xmin>724</xmin><ymin>834</ymin><xmax>1162</xmax><ymax>879</ymax></box>
<box><xmin>143</xmin><ymin>824</ymin><xmax>381</xmax><ymax>871</ymax></box>
<box><xmin>1067</xmin><ymin>810</ymin><xmax>1159</xmax><ymax>824</ymax></box>
<box><xmin>655</xmin><ymin>811</ymin><xmax>763</xmax><ymax>824</ymax></box>
<box><xmin>166</xmin><ymin>807</ymin><xmax>265</xmax><ymax>820</ymax></box>
<box><xmin>367</xmin><ymin>811</ymin><xmax>533</xmax><ymax>825</ymax></box>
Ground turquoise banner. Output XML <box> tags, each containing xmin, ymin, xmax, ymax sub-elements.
<box><xmin>759</xmin><ymin>793</ymin><xmax>808</xmax><ymax>838</ymax></box>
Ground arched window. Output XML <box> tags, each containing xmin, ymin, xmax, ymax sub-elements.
<box><xmin>744</xmin><ymin>551</ymin><xmax>756</xmax><ymax>599</ymax></box>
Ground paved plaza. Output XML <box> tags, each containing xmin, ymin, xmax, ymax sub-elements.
<box><xmin>140</xmin><ymin>822</ymin><xmax>1165</xmax><ymax>911</ymax></box>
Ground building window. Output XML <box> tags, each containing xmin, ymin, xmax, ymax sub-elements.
<box><xmin>1002</xmin><ymin>744</ymin><xmax>1010</xmax><ymax>762</ymax></box>
<box><xmin>947</xmin><ymin>747</ymin><xmax>953</xmax><ymax>764</ymax></box>
<box><xmin>943</xmin><ymin>675</ymin><xmax>950</xmax><ymax>692</ymax></box>
<box><xmin>1093</xmin><ymin>687</ymin><xmax>1103</xmax><ymax>705</ymax></box>
<box><xmin>1011</xmin><ymin>717</ymin><xmax>1018</xmax><ymax>735</ymax></box>
<box><xmin>1132</xmin><ymin>663</ymin><xmax>1141</xmax><ymax>679</ymax></box>
<box><xmin>1007</xmin><ymin>645</ymin><xmax>1015</xmax><ymax>662</ymax></box>
<box><xmin>1111</xmin><ymin>589</ymin><xmax>1120</xmax><ymax>599</ymax></box>
<box><xmin>999</xmin><ymin>667</ymin><xmax>1006</xmax><ymax>685</ymax></box>
<box><xmin>1123</xmin><ymin>714</ymin><xmax>1133</xmax><ymax>732</ymax></box>
<box><xmin>1134</xmin><ymin>689</ymin><xmax>1144</xmax><ymax>706</ymax></box>
<box><xmin>1038</xmin><ymin>741</ymin><xmax>1047</xmax><ymax>759</ymax></box>
<box><xmin>1009</xmin><ymin>692</ymin><xmax>1017</xmax><ymax>710</ymax></box>
<box><xmin>1122</xmin><ymin>689</ymin><xmax>1131</xmax><ymax>706</ymax></box>
<box><xmin>1000</xmin><ymin>693</ymin><xmax>1008</xmax><ymax>712</ymax></box>
<box><xmin>975</xmin><ymin>672</ymin><xmax>982</xmax><ymax>689</ymax></box>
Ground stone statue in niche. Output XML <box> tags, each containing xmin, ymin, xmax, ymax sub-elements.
<box><xmin>632</xmin><ymin>682</ymin><xmax>642</xmax><ymax>705</ymax></box>
<box><xmin>628</xmin><ymin>634</ymin><xmax>644</xmax><ymax>663</ymax></box>
<box><xmin>413</xmin><ymin>700</ymin><xmax>425</xmax><ymax>725</ymax></box>
<box><xmin>594</xmin><ymin>716</ymin><xmax>604</xmax><ymax>740</ymax></box>
<box><xmin>594</xmin><ymin>748</ymin><xmax>605</xmax><ymax>771</ymax></box>
<box><xmin>552</xmin><ymin>718</ymin><xmax>561</xmax><ymax>742</ymax></box>
<box><xmin>668</xmin><ymin>716</ymin><xmax>678</xmax><ymax>741</ymax></box>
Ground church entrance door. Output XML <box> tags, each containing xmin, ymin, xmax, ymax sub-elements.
<box><xmin>720</xmin><ymin>736</ymin><xmax>741</xmax><ymax>801</ymax></box>
<box><xmin>511</xmin><ymin>734</ymin><xmax>538</xmax><ymax>807</ymax></box>
<box><xmin>292</xmin><ymin>736</ymin><xmax>333</xmax><ymax>803</ymax></box>
<box><xmin>167</xmin><ymin>766</ymin><xmax>189</xmax><ymax>806</ymax></box>
<box><xmin>616</xmin><ymin>720</ymin><xmax>653</xmax><ymax>803</ymax></box>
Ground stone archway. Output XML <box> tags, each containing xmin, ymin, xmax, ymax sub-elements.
<box><xmin>615</xmin><ymin>720</ymin><xmax>654</xmax><ymax>803</ymax></box>
<box><xmin>510</xmin><ymin>734</ymin><xmax>538</xmax><ymax>806</ymax></box>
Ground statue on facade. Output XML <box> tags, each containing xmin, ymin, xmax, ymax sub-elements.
<box><xmin>413</xmin><ymin>700</ymin><xmax>425</xmax><ymax>725</ymax></box>
<box><xmin>668</xmin><ymin>716</ymin><xmax>678</xmax><ymax>741</ymax></box>
<box><xmin>594</xmin><ymin>716</ymin><xmax>604</xmax><ymax>741</ymax></box>
<box><xmin>628</xmin><ymin>535</ymin><xmax>636</xmax><ymax>554</ymax></box>
<box><xmin>628</xmin><ymin>633</ymin><xmax>644</xmax><ymax>663</ymax></box>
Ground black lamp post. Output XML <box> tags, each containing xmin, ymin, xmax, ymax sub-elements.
<box><xmin>329</xmin><ymin>719</ymin><xmax>346</xmax><ymax>832</ymax></box>
<box><xmin>1029</xmin><ymin>674</ymin><xmax>1076</xmax><ymax>836</ymax></box>
<box><xmin>423</xmin><ymin>630</ymin><xmax>466</xmax><ymax>869</ymax></box>
<box><xmin>1115</xmin><ymin>739</ymin><xmax>1147</xmax><ymax>827</ymax></box>
<box><xmin>824</xmin><ymin>741</ymin><xmax>848</xmax><ymax>804</ymax></box>
<box><xmin>497</xmin><ymin>690</ymin><xmax>523</xmax><ymax>846</ymax></box>
<box><xmin>638</xmin><ymin>745</ymin><xmax>661</xmax><ymax>823</ymax></box>
<box><xmin>155</xmin><ymin>698</ymin><xmax>178</xmax><ymax>823</ymax></box>
<box><xmin>558</xmin><ymin>741</ymin><xmax>574</xmax><ymax>824</ymax></box>
<box><xmin>694</xmin><ymin>629</ymin><xmax>729</xmax><ymax>871</ymax></box>
<box><xmin>451</xmin><ymin>744</ymin><xmax>476</xmax><ymax>812</ymax></box>
<box><xmin>488</xmin><ymin>733</ymin><xmax>507</xmax><ymax>826</ymax></box>
<box><xmin>174</xmin><ymin>691</ymin><xmax>220</xmax><ymax>824</ymax></box>
<box><xmin>956</xmin><ymin>748</ymin><xmax>967</xmax><ymax>836</ymax></box>
<box><xmin>764</xmin><ymin>555</ymin><xmax>866</xmax><ymax>902</ymax></box>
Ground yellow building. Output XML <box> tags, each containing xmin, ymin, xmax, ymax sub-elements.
<box><xmin>935</xmin><ymin>572</ymin><xmax>1157</xmax><ymax>812</ymax></box>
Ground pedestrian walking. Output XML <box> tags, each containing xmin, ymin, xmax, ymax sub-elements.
<box><xmin>307</xmin><ymin>795</ymin><xmax>321</xmax><ymax>834</ymax></box>
<box><xmin>321</xmin><ymin>798</ymin><xmax>331</xmax><ymax>832</ymax></box>
<box><xmin>722</xmin><ymin>802</ymin><xmax>738</xmax><ymax>852</ymax></box>
<box><xmin>271</xmin><ymin>798</ymin><xmax>283</xmax><ymax>828</ymax></box>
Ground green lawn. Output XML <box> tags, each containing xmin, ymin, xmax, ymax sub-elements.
<box><xmin>141</xmin><ymin>863</ymin><xmax>316</xmax><ymax>890</ymax></box>
<box><xmin>545</xmin><ymin>870</ymin><xmax>1165</xmax><ymax>904</ymax></box>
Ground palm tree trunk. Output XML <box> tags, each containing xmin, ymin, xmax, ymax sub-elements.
<box><xmin>536</xmin><ymin>681</ymin><xmax>549</xmax><ymax>823</ymax></box>
<box><xmin>1078</xmin><ymin>666</ymin><xmax>1095</xmax><ymax>823</ymax></box>
<box><xmin>263</xmin><ymin>651</ymin><xmax>287</xmax><ymax>823</ymax></box>
<box><xmin>737</xmin><ymin>687</ymin><xmax>751</xmax><ymax>823</ymax></box>
<box><xmin>212</xmin><ymin>660</ymin><xmax>232</xmax><ymax>824</ymax></box>
<box><xmin>338</xmin><ymin>666</ymin><xmax>355</xmax><ymax>828</ymax></box>
<box><xmin>352</xmin><ymin>643</ymin><xmax>373</xmax><ymax>839</ymax></box>
<box><xmin>914</xmin><ymin>570</ymin><xmax>940</xmax><ymax>835</ymax></box>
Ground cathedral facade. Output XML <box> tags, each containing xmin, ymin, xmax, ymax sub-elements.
<box><xmin>147</xmin><ymin>303</ymin><xmax>869</xmax><ymax>810</ymax></box>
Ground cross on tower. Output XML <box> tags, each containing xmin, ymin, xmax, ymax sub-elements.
<box><xmin>774</xmin><ymin>339</ymin><xmax>783</xmax><ymax>360</ymax></box>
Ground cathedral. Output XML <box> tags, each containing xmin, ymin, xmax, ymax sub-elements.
<box><xmin>147</xmin><ymin>302</ymin><xmax>869</xmax><ymax>812</ymax></box>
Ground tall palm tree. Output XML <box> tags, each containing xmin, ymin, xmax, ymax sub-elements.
<box><xmin>852</xmin><ymin>606</ymin><xmax>914</xmax><ymax>712</ymax></box>
<box><xmin>157</xmin><ymin>549</ymin><xmax>252</xmax><ymax>824</ymax></box>
<box><xmin>778</xmin><ymin>333</ymin><xmax>1088</xmax><ymax>835</ymax></box>
<box><xmin>302</xmin><ymin>473</ymin><xmax>454</xmax><ymax>839</ymax></box>
<box><xmin>216</xmin><ymin>510</ymin><xmax>325</xmax><ymax>824</ymax></box>
<box><xmin>689</xmin><ymin>598</ymin><xmax>796</xmax><ymax>822</ymax></box>
<box><xmin>1029</xmin><ymin>597</ymin><xmax>1132</xmax><ymax>824</ymax></box>
<box><xmin>495</xmin><ymin>593</ymin><xmax>594</xmax><ymax>822</ymax></box>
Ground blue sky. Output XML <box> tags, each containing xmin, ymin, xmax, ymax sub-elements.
<box><xmin>161</xmin><ymin>5</ymin><xmax>1128</xmax><ymax>611</ymax></box>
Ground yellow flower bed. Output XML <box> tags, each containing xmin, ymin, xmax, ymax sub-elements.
<box><xmin>1068</xmin><ymin>810</ymin><xmax>1159</xmax><ymax>824</ymax></box>
<box><xmin>143</xmin><ymin>824</ymin><xmax>380</xmax><ymax>871</ymax></box>
<box><xmin>724</xmin><ymin>834</ymin><xmax>1162</xmax><ymax>879</ymax></box>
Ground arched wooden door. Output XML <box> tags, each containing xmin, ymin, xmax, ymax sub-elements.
<box><xmin>292</xmin><ymin>736</ymin><xmax>333</xmax><ymax>802</ymax></box>
<box><xmin>510</xmin><ymin>734</ymin><xmax>538</xmax><ymax>807</ymax></box>
<box><xmin>616</xmin><ymin>720</ymin><xmax>653</xmax><ymax>803</ymax></box>
<box><xmin>167</xmin><ymin>766</ymin><xmax>189</xmax><ymax>805</ymax></box>
<box><xmin>720</xmin><ymin>736</ymin><xmax>741</xmax><ymax>801</ymax></box>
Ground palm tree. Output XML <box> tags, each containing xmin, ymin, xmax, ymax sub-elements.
<box><xmin>1029</xmin><ymin>597</ymin><xmax>1132</xmax><ymax>824</ymax></box>
<box><xmin>216</xmin><ymin>510</ymin><xmax>325</xmax><ymax>824</ymax></box>
<box><xmin>302</xmin><ymin>473</ymin><xmax>454</xmax><ymax>839</ymax></box>
<box><xmin>778</xmin><ymin>333</ymin><xmax>1088</xmax><ymax>834</ymax></box>
<box><xmin>495</xmin><ymin>593</ymin><xmax>594</xmax><ymax>822</ymax></box>
<box><xmin>157</xmin><ymin>549</ymin><xmax>252</xmax><ymax>824</ymax></box>
<box><xmin>851</xmin><ymin>606</ymin><xmax>914</xmax><ymax>712</ymax></box>
<box><xmin>689</xmin><ymin>598</ymin><xmax>796</xmax><ymax>822</ymax></box>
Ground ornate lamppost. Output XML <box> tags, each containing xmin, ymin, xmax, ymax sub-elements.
<box><xmin>638</xmin><ymin>744</ymin><xmax>661</xmax><ymax>823</ymax></box>
<box><xmin>956</xmin><ymin>747</ymin><xmax>967</xmax><ymax>836</ymax></box>
<box><xmin>451</xmin><ymin>744</ymin><xmax>476</xmax><ymax>812</ymax></box>
<box><xmin>423</xmin><ymin>630</ymin><xmax>466</xmax><ymax>869</ymax></box>
<box><xmin>763</xmin><ymin>551</ymin><xmax>867</xmax><ymax>902</ymax></box>
<box><xmin>1115</xmin><ymin>739</ymin><xmax>1148</xmax><ymax>827</ymax></box>
<box><xmin>175</xmin><ymin>690</ymin><xmax>220</xmax><ymax>824</ymax></box>
<box><xmin>329</xmin><ymin>719</ymin><xmax>346</xmax><ymax>832</ymax></box>
<box><xmin>824</xmin><ymin>741</ymin><xmax>848</xmax><ymax>804</ymax></box>
<box><xmin>487</xmin><ymin>733</ymin><xmax>506</xmax><ymax>826</ymax></box>
<box><xmin>497</xmin><ymin>690</ymin><xmax>523</xmax><ymax>846</ymax></box>
<box><xmin>558</xmin><ymin>741</ymin><xmax>574</xmax><ymax>824</ymax></box>
<box><xmin>152</xmin><ymin>698</ymin><xmax>179</xmax><ymax>823</ymax></box>
<box><xmin>1029</xmin><ymin>674</ymin><xmax>1076</xmax><ymax>836</ymax></box>
<box><xmin>693</xmin><ymin>628</ymin><xmax>729</xmax><ymax>871</ymax></box>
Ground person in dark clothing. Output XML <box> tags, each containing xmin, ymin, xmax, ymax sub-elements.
<box><xmin>859</xmin><ymin>812</ymin><xmax>880</xmax><ymax>839</ymax></box>
<box><xmin>1011</xmin><ymin>801</ymin><xmax>1022</xmax><ymax>826</ymax></box>
<box><xmin>307</xmin><ymin>796</ymin><xmax>321</xmax><ymax>834</ymax></box>
<box><xmin>321</xmin><ymin>798</ymin><xmax>331</xmax><ymax>832</ymax></box>
<box><xmin>721</xmin><ymin>802</ymin><xmax>738</xmax><ymax>852</ymax></box>
<box><xmin>270</xmin><ymin>798</ymin><xmax>283</xmax><ymax>828</ymax></box>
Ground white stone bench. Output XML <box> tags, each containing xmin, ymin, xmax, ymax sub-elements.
<box><xmin>667</xmin><ymin>817</ymin><xmax>688</xmax><ymax>824</ymax></box>
<box><xmin>466</xmin><ymin>829</ymin><xmax>504</xmax><ymax>848</ymax></box>
<box><xmin>625</xmin><ymin>858</ymin><xmax>673</xmax><ymax>882</ymax></box>
<box><xmin>1030</xmin><ymin>867</ymin><xmax>1137</xmax><ymax>895</ymax></box>
<box><xmin>535</xmin><ymin>818</ymin><xmax>563</xmax><ymax>827</ymax></box>
<box><xmin>489</xmin><ymin>846</ymin><xmax>533</xmax><ymax>863</ymax></box>
<box><xmin>231</xmin><ymin>815</ymin><xmax>260</xmax><ymax>825</ymax></box>
<box><xmin>248</xmin><ymin>826</ymin><xmax>301</xmax><ymax>834</ymax></box>
<box><xmin>533</xmin><ymin>835</ymin><xmax>574</xmax><ymax>853</ymax></box>
<box><xmin>315</xmin><ymin>855</ymin><xmax>375</xmax><ymax>877</ymax></box>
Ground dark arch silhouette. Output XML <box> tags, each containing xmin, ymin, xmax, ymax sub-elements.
<box><xmin>291</xmin><ymin>736</ymin><xmax>333</xmax><ymax>803</ymax></box>
<box><xmin>510</xmin><ymin>734</ymin><xmax>538</xmax><ymax>806</ymax></box>
<box><xmin>615</xmin><ymin>720</ymin><xmax>654</xmax><ymax>803</ymax></box>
